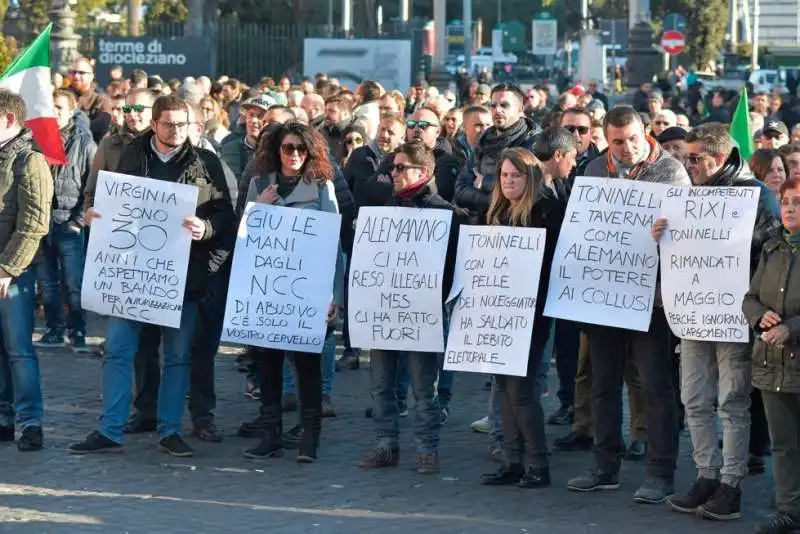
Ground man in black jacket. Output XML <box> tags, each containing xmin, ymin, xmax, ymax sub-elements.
<box><xmin>454</xmin><ymin>83</ymin><xmax>540</xmax><ymax>222</ymax></box>
<box><xmin>69</xmin><ymin>96</ymin><xmax>235</xmax><ymax>458</ymax></box>
<box><xmin>358</xmin><ymin>140</ymin><xmax>462</xmax><ymax>475</ymax></box>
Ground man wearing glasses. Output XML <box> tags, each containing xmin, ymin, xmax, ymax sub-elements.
<box><xmin>67</xmin><ymin>58</ymin><xmax>110</xmax><ymax>143</ymax></box>
<box><xmin>70</xmin><ymin>96</ymin><xmax>235</xmax><ymax>458</ymax></box>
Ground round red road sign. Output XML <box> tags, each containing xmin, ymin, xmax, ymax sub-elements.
<box><xmin>661</xmin><ymin>30</ymin><xmax>685</xmax><ymax>55</ymax></box>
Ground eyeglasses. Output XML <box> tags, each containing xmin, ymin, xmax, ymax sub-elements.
<box><xmin>393</xmin><ymin>163</ymin><xmax>423</xmax><ymax>173</ymax></box>
<box><xmin>158</xmin><ymin>121</ymin><xmax>189</xmax><ymax>130</ymax></box>
<box><xmin>685</xmin><ymin>153</ymin><xmax>708</xmax><ymax>165</ymax></box>
<box><xmin>406</xmin><ymin>120</ymin><xmax>438</xmax><ymax>130</ymax></box>
<box><xmin>564</xmin><ymin>125</ymin><xmax>590</xmax><ymax>135</ymax></box>
<box><xmin>344</xmin><ymin>136</ymin><xmax>363</xmax><ymax>146</ymax></box>
<box><xmin>281</xmin><ymin>143</ymin><xmax>307</xmax><ymax>155</ymax></box>
<box><xmin>489</xmin><ymin>102</ymin><xmax>512</xmax><ymax>110</ymax></box>
<box><xmin>122</xmin><ymin>104</ymin><xmax>150</xmax><ymax>114</ymax></box>
<box><xmin>69</xmin><ymin>70</ymin><xmax>91</xmax><ymax>76</ymax></box>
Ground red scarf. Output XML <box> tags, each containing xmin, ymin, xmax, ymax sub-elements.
<box><xmin>396</xmin><ymin>178</ymin><xmax>429</xmax><ymax>201</ymax></box>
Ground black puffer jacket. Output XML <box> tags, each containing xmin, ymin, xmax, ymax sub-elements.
<box><xmin>454</xmin><ymin>116</ymin><xmax>540</xmax><ymax>219</ymax></box>
<box><xmin>704</xmin><ymin>146</ymin><xmax>782</xmax><ymax>275</ymax></box>
<box><xmin>51</xmin><ymin>120</ymin><xmax>96</xmax><ymax>226</ymax></box>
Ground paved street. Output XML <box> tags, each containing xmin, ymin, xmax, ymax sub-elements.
<box><xmin>0</xmin><ymin>317</ymin><xmax>775</xmax><ymax>533</ymax></box>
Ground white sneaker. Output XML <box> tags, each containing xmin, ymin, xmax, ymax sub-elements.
<box><xmin>470</xmin><ymin>416</ymin><xmax>489</xmax><ymax>434</ymax></box>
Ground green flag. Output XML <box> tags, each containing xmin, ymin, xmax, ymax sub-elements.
<box><xmin>730</xmin><ymin>88</ymin><xmax>754</xmax><ymax>161</ymax></box>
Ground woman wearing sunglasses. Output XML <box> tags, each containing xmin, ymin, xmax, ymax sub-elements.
<box><xmin>243</xmin><ymin>122</ymin><xmax>345</xmax><ymax>463</ymax></box>
<box><xmin>340</xmin><ymin>123</ymin><xmax>367</xmax><ymax>169</ymax></box>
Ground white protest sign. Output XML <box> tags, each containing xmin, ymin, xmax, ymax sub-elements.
<box><xmin>82</xmin><ymin>171</ymin><xmax>198</xmax><ymax>328</ymax></box>
<box><xmin>544</xmin><ymin>176</ymin><xmax>666</xmax><ymax>331</ymax></box>
<box><xmin>221</xmin><ymin>202</ymin><xmax>341</xmax><ymax>353</ymax></box>
<box><xmin>348</xmin><ymin>206</ymin><xmax>453</xmax><ymax>352</ymax></box>
<box><xmin>444</xmin><ymin>225</ymin><xmax>546</xmax><ymax>377</ymax></box>
<box><xmin>659</xmin><ymin>186</ymin><xmax>759</xmax><ymax>343</ymax></box>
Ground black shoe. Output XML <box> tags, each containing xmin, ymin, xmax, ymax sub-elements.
<box><xmin>699</xmin><ymin>483</ymin><xmax>741</xmax><ymax>521</ymax></box>
<box><xmin>17</xmin><ymin>426</ymin><xmax>43</xmax><ymax>452</ymax></box>
<box><xmin>624</xmin><ymin>440</ymin><xmax>646</xmax><ymax>461</ymax></box>
<box><xmin>159</xmin><ymin>434</ymin><xmax>194</xmax><ymax>457</ymax></box>
<box><xmin>245</xmin><ymin>432</ymin><xmax>285</xmax><ymax>459</ymax></box>
<box><xmin>480</xmin><ymin>463</ymin><xmax>525</xmax><ymax>486</ymax></box>
<box><xmin>69</xmin><ymin>431</ymin><xmax>123</xmax><ymax>454</ymax></box>
<box><xmin>282</xmin><ymin>424</ymin><xmax>303</xmax><ymax>450</ymax></box>
<box><xmin>0</xmin><ymin>425</ymin><xmax>14</xmax><ymax>442</ymax></box>
<box><xmin>547</xmin><ymin>404</ymin><xmax>574</xmax><ymax>425</ymax></box>
<box><xmin>748</xmin><ymin>454</ymin><xmax>766</xmax><ymax>475</ymax></box>
<box><xmin>567</xmin><ymin>470</ymin><xmax>620</xmax><ymax>492</ymax></box>
<box><xmin>517</xmin><ymin>467</ymin><xmax>551</xmax><ymax>488</ymax></box>
<box><xmin>553</xmin><ymin>431</ymin><xmax>593</xmax><ymax>451</ymax></box>
<box><xmin>237</xmin><ymin>416</ymin><xmax>268</xmax><ymax>438</ymax></box>
<box><xmin>754</xmin><ymin>512</ymin><xmax>800</xmax><ymax>534</ymax></box>
<box><xmin>192</xmin><ymin>423</ymin><xmax>224</xmax><ymax>443</ymax></box>
<box><xmin>668</xmin><ymin>477</ymin><xmax>720</xmax><ymax>514</ymax></box>
<box><xmin>123</xmin><ymin>414</ymin><xmax>157</xmax><ymax>434</ymax></box>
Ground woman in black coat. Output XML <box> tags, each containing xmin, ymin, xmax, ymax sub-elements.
<box><xmin>478</xmin><ymin>147</ymin><xmax>567</xmax><ymax>488</ymax></box>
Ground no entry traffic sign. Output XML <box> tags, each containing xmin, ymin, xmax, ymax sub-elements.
<box><xmin>661</xmin><ymin>30</ymin><xmax>685</xmax><ymax>55</ymax></box>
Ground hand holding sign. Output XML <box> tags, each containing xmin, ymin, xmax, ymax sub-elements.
<box><xmin>651</xmin><ymin>217</ymin><xmax>668</xmax><ymax>242</ymax></box>
<box><xmin>182</xmin><ymin>216</ymin><xmax>206</xmax><ymax>241</ymax></box>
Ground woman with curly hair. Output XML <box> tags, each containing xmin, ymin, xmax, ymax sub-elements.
<box><xmin>242</xmin><ymin>122</ymin><xmax>344</xmax><ymax>463</ymax></box>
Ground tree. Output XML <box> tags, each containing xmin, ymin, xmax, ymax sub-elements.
<box><xmin>144</xmin><ymin>0</ymin><xmax>188</xmax><ymax>24</ymax></box>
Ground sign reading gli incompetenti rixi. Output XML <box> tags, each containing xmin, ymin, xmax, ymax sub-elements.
<box><xmin>95</xmin><ymin>37</ymin><xmax>213</xmax><ymax>83</ymax></box>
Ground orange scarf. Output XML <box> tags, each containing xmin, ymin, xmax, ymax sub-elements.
<box><xmin>605</xmin><ymin>135</ymin><xmax>661</xmax><ymax>179</ymax></box>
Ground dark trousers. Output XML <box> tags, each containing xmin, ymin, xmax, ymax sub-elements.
<box><xmin>132</xmin><ymin>266</ymin><xmax>228</xmax><ymax>426</ymax></box>
<box><xmin>341</xmin><ymin>254</ymin><xmax>355</xmax><ymax>351</ymax></box>
<box><xmin>553</xmin><ymin>319</ymin><xmax>580</xmax><ymax>407</ymax></box>
<box><xmin>254</xmin><ymin>347</ymin><xmax>322</xmax><ymax>446</ymax></box>
<box><xmin>585</xmin><ymin>307</ymin><xmax>678</xmax><ymax>478</ymax></box>
<box><xmin>761</xmin><ymin>391</ymin><xmax>800</xmax><ymax>516</ymax></box>
<box><xmin>750</xmin><ymin>388</ymin><xmax>772</xmax><ymax>456</ymax></box>
<box><xmin>496</xmin><ymin>320</ymin><xmax>551</xmax><ymax>469</ymax></box>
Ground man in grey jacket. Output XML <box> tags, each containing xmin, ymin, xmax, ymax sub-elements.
<box><xmin>566</xmin><ymin>106</ymin><xmax>691</xmax><ymax>504</ymax></box>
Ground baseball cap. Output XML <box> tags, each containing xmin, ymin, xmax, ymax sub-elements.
<box><xmin>242</xmin><ymin>94</ymin><xmax>277</xmax><ymax>112</ymax></box>
<box><xmin>763</xmin><ymin>120</ymin><xmax>789</xmax><ymax>137</ymax></box>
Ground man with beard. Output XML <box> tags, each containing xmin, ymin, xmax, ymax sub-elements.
<box><xmin>567</xmin><ymin>106</ymin><xmax>689</xmax><ymax>504</ymax></box>
<box><xmin>67</xmin><ymin>58</ymin><xmax>111</xmax><ymax>143</ymax></box>
<box><xmin>454</xmin><ymin>83</ymin><xmax>540</xmax><ymax>221</ymax></box>
<box><xmin>33</xmin><ymin>90</ymin><xmax>96</xmax><ymax>353</ymax></box>
<box><xmin>219</xmin><ymin>94</ymin><xmax>275</xmax><ymax>179</ymax></box>
<box><xmin>561</xmin><ymin>107</ymin><xmax>601</xmax><ymax>178</ymax></box>
<box><xmin>321</xmin><ymin>94</ymin><xmax>358</xmax><ymax>164</ymax></box>
<box><xmin>69</xmin><ymin>96</ymin><xmax>234</xmax><ymax>458</ymax></box>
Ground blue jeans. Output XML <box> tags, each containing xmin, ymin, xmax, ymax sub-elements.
<box><xmin>436</xmin><ymin>356</ymin><xmax>455</xmax><ymax>411</ymax></box>
<box><xmin>284</xmin><ymin>329</ymin><xmax>336</xmax><ymax>397</ymax></box>
<box><xmin>99</xmin><ymin>302</ymin><xmax>198</xmax><ymax>443</ymax></box>
<box><xmin>36</xmin><ymin>222</ymin><xmax>86</xmax><ymax>334</ymax></box>
<box><xmin>371</xmin><ymin>349</ymin><xmax>440</xmax><ymax>453</ymax></box>
<box><xmin>0</xmin><ymin>269</ymin><xmax>41</xmax><ymax>430</ymax></box>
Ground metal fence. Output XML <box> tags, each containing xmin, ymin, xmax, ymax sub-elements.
<box><xmin>77</xmin><ymin>19</ymin><xmax>425</xmax><ymax>85</ymax></box>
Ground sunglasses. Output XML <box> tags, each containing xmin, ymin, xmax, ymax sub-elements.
<box><xmin>564</xmin><ymin>125</ymin><xmax>590</xmax><ymax>135</ymax></box>
<box><xmin>489</xmin><ymin>102</ymin><xmax>512</xmax><ymax>110</ymax></box>
<box><xmin>685</xmin><ymin>154</ymin><xmax>708</xmax><ymax>164</ymax></box>
<box><xmin>393</xmin><ymin>163</ymin><xmax>423</xmax><ymax>173</ymax></box>
<box><xmin>281</xmin><ymin>143</ymin><xmax>307</xmax><ymax>155</ymax></box>
<box><xmin>122</xmin><ymin>104</ymin><xmax>150</xmax><ymax>114</ymax></box>
<box><xmin>344</xmin><ymin>136</ymin><xmax>363</xmax><ymax>145</ymax></box>
<box><xmin>406</xmin><ymin>120</ymin><xmax>438</xmax><ymax>130</ymax></box>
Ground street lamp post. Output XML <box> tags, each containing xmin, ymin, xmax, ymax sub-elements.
<box><xmin>49</xmin><ymin>0</ymin><xmax>80</xmax><ymax>75</ymax></box>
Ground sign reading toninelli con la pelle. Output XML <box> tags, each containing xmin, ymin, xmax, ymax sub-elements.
<box><xmin>95</xmin><ymin>37</ymin><xmax>214</xmax><ymax>82</ymax></box>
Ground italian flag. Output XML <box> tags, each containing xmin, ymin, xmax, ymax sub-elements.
<box><xmin>0</xmin><ymin>24</ymin><xmax>66</xmax><ymax>165</ymax></box>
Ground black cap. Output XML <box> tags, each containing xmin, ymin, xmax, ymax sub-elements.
<box><xmin>763</xmin><ymin>120</ymin><xmax>789</xmax><ymax>137</ymax></box>
<box><xmin>658</xmin><ymin>126</ymin><xmax>687</xmax><ymax>144</ymax></box>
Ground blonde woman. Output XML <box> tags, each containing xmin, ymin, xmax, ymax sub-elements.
<box><xmin>479</xmin><ymin>147</ymin><xmax>567</xmax><ymax>489</ymax></box>
<box><xmin>199</xmin><ymin>95</ymin><xmax>230</xmax><ymax>145</ymax></box>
